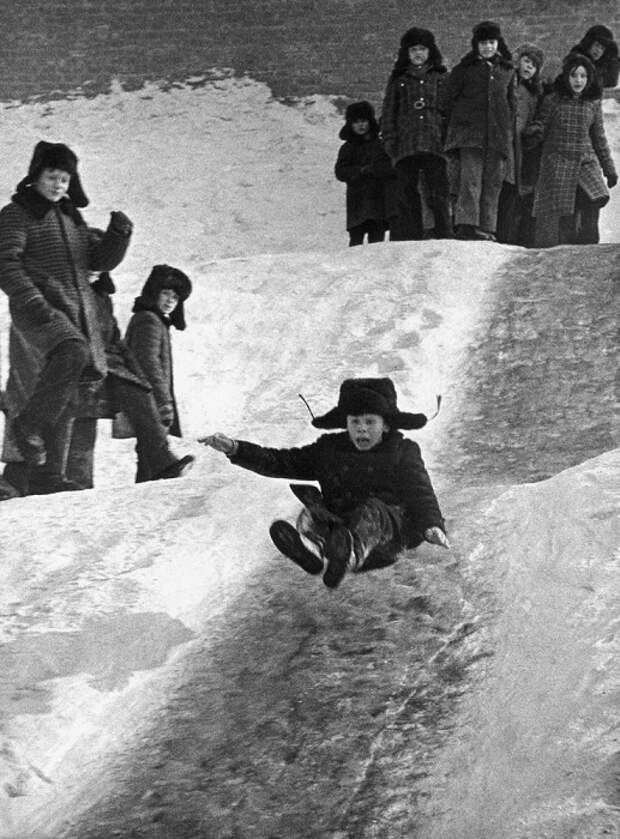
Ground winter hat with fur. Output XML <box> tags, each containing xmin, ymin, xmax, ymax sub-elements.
<box><xmin>312</xmin><ymin>378</ymin><xmax>428</xmax><ymax>430</ymax></box>
<box><xmin>133</xmin><ymin>264</ymin><xmax>192</xmax><ymax>331</ymax></box>
<box><xmin>470</xmin><ymin>20</ymin><xmax>512</xmax><ymax>62</ymax></box>
<box><xmin>16</xmin><ymin>140</ymin><xmax>89</xmax><ymax>207</ymax></box>
<box><xmin>391</xmin><ymin>26</ymin><xmax>445</xmax><ymax>78</ymax></box>
<box><xmin>339</xmin><ymin>100</ymin><xmax>379</xmax><ymax>140</ymax></box>
<box><xmin>556</xmin><ymin>52</ymin><xmax>602</xmax><ymax>99</ymax></box>
<box><xmin>515</xmin><ymin>43</ymin><xmax>545</xmax><ymax>71</ymax></box>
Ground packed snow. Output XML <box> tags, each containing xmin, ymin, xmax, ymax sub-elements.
<box><xmin>0</xmin><ymin>76</ymin><xmax>618</xmax><ymax>838</ymax></box>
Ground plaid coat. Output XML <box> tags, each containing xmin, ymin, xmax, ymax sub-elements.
<box><xmin>381</xmin><ymin>65</ymin><xmax>449</xmax><ymax>163</ymax></box>
<box><xmin>530</xmin><ymin>92</ymin><xmax>616</xmax><ymax>218</ymax></box>
<box><xmin>0</xmin><ymin>187</ymin><xmax>130</xmax><ymax>458</ymax></box>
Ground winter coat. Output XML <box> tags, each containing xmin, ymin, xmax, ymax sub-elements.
<box><xmin>334</xmin><ymin>136</ymin><xmax>394</xmax><ymax>230</ymax></box>
<box><xmin>381</xmin><ymin>64</ymin><xmax>449</xmax><ymax>163</ymax></box>
<box><xmin>445</xmin><ymin>52</ymin><xmax>515</xmax><ymax>158</ymax></box>
<box><xmin>124</xmin><ymin>306</ymin><xmax>181</xmax><ymax>436</ymax></box>
<box><xmin>507</xmin><ymin>77</ymin><xmax>543</xmax><ymax>193</ymax></box>
<box><xmin>0</xmin><ymin>187</ymin><xmax>130</xmax><ymax>459</ymax></box>
<box><xmin>529</xmin><ymin>91</ymin><xmax>616</xmax><ymax>219</ymax></box>
<box><xmin>230</xmin><ymin>429</ymin><xmax>445</xmax><ymax>547</ymax></box>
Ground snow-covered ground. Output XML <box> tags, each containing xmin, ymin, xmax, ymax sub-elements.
<box><xmin>0</xmin><ymin>77</ymin><xmax>618</xmax><ymax>838</ymax></box>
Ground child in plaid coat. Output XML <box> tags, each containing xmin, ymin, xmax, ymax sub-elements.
<box><xmin>527</xmin><ymin>53</ymin><xmax>617</xmax><ymax>247</ymax></box>
<box><xmin>200</xmin><ymin>378</ymin><xmax>449</xmax><ymax>590</ymax></box>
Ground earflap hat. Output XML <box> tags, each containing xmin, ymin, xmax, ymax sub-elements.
<box><xmin>135</xmin><ymin>264</ymin><xmax>192</xmax><ymax>330</ymax></box>
<box><xmin>17</xmin><ymin>140</ymin><xmax>89</xmax><ymax>207</ymax></box>
<box><xmin>312</xmin><ymin>378</ymin><xmax>428</xmax><ymax>430</ymax></box>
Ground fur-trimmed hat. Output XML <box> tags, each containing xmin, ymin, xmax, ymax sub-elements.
<box><xmin>16</xmin><ymin>141</ymin><xmax>89</xmax><ymax>207</ymax></box>
<box><xmin>339</xmin><ymin>100</ymin><xmax>379</xmax><ymax>141</ymax></box>
<box><xmin>311</xmin><ymin>378</ymin><xmax>427</xmax><ymax>430</ymax></box>
<box><xmin>515</xmin><ymin>43</ymin><xmax>545</xmax><ymax>71</ymax></box>
<box><xmin>391</xmin><ymin>26</ymin><xmax>445</xmax><ymax>79</ymax></box>
<box><xmin>556</xmin><ymin>51</ymin><xmax>602</xmax><ymax>99</ymax></box>
<box><xmin>133</xmin><ymin>264</ymin><xmax>192</xmax><ymax>331</ymax></box>
<box><xmin>473</xmin><ymin>20</ymin><xmax>502</xmax><ymax>43</ymax></box>
<box><xmin>582</xmin><ymin>24</ymin><xmax>616</xmax><ymax>51</ymax></box>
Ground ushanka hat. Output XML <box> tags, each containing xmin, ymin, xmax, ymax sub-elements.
<box><xmin>311</xmin><ymin>378</ymin><xmax>428</xmax><ymax>430</ymax></box>
<box><xmin>134</xmin><ymin>264</ymin><xmax>192</xmax><ymax>330</ymax></box>
<box><xmin>472</xmin><ymin>20</ymin><xmax>502</xmax><ymax>42</ymax></box>
<box><xmin>16</xmin><ymin>140</ymin><xmax>89</xmax><ymax>207</ymax></box>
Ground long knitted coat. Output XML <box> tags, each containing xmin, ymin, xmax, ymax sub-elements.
<box><xmin>124</xmin><ymin>307</ymin><xmax>181</xmax><ymax>437</ymax></box>
<box><xmin>381</xmin><ymin>64</ymin><xmax>449</xmax><ymax>164</ymax></box>
<box><xmin>0</xmin><ymin>187</ymin><xmax>131</xmax><ymax>460</ymax></box>
<box><xmin>230</xmin><ymin>429</ymin><xmax>445</xmax><ymax>548</ymax></box>
<box><xmin>530</xmin><ymin>92</ymin><xmax>616</xmax><ymax>218</ymax></box>
<box><xmin>444</xmin><ymin>52</ymin><xmax>515</xmax><ymax>158</ymax></box>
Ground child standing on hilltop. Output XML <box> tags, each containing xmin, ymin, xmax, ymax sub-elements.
<box><xmin>445</xmin><ymin>20</ymin><xmax>515</xmax><ymax>241</ymax></box>
<box><xmin>496</xmin><ymin>43</ymin><xmax>545</xmax><ymax>246</ymax></box>
<box><xmin>334</xmin><ymin>101</ymin><xmax>394</xmax><ymax>246</ymax></box>
<box><xmin>381</xmin><ymin>27</ymin><xmax>453</xmax><ymax>239</ymax></box>
<box><xmin>122</xmin><ymin>264</ymin><xmax>193</xmax><ymax>481</ymax></box>
<box><xmin>200</xmin><ymin>378</ymin><xmax>449</xmax><ymax>590</ymax></box>
<box><xmin>567</xmin><ymin>25</ymin><xmax>619</xmax><ymax>90</ymax></box>
<box><xmin>527</xmin><ymin>53</ymin><xmax>617</xmax><ymax>247</ymax></box>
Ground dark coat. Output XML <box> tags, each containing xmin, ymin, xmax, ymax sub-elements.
<box><xmin>230</xmin><ymin>429</ymin><xmax>445</xmax><ymax>547</ymax></box>
<box><xmin>529</xmin><ymin>89</ymin><xmax>615</xmax><ymax>219</ymax></box>
<box><xmin>508</xmin><ymin>76</ymin><xmax>543</xmax><ymax>193</ymax></box>
<box><xmin>381</xmin><ymin>64</ymin><xmax>449</xmax><ymax>163</ymax></box>
<box><xmin>445</xmin><ymin>52</ymin><xmax>515</xmax><ymax>157</ymax></box>
<box><xmin>334</xmin><ymin>135</ymin><xmax>394</xmax><ymax>230</ymax></box>
<box><xmin>0</xmin><ymin>187</ymin><xmax>130</xmax><ymax>460</ymax></box>
<box><xmin>124</xmin><ymin>307</ymin><xmax>181</xmax><ymax>436</ymax></box>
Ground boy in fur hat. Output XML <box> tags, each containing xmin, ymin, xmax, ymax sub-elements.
<box><xmin>334</xmin><ymin>101</ymin><xmax>394</xmax><ymax>246</ymax></box>
<box><xmin>123</xmin><ymin>265</ymin><xmax>192</xmax><ymax>480</ymax></box>
<box><xmin>0</xmin><ymin>141</ymin><xmax>133</xmax><ymax>496</ymax></box>
<box><xmin>200</xmin><ymin>378</ymin><xmax>448</xmax><ymax>589</ymax></box>
<box><xmin>381</xmin><ymin>27</ymin><xmax>453</xmax><ymax>239</ymax></box>
<box><xmin>567</xmin><ymin>25</ymin><xmax>619</xmax><ymax>90</ymax></box>
<box><xmin>445</xmin><ymin>20</ymin><xmax>515</xmax><ymax>241</ymax></box>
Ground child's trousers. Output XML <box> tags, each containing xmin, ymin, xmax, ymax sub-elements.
<box><xmin>455</xmin><ymin>148</ymin><xmax>506</xmax><ymax>233</ymax></box>
<box><xmin>297</xmin><ymin>497</ymin><xmax>403</xmax><ymax>571</ymax></box>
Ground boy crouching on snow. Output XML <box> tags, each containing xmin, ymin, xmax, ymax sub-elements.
<box><xmin>200</xmin><ymin>378</ymin><xmax>449</xmax><ymax>589</ymax></box>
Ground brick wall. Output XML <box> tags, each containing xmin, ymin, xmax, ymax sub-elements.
<box><xmin>1</xmin><ymin>0</ymin><xmax>619</xmax><ymax>107</ymax></box>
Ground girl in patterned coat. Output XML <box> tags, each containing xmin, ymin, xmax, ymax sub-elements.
<box><xmin>381</xmin><ymin>27</ymin><xmax>452</xmax><ymax>239</ymax></box>
<box><xmin>527</xmin><ymin>53</ymin><xmax>617</xmax><ymax>247</ymax></box>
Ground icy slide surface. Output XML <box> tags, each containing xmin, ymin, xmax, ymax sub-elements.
<box><xmin>0</xmin><ymin>79</ymin><xmax>617</xmax><ymax>838</ymax></box>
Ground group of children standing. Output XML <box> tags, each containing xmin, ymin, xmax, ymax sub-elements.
<box><xmin>335</xmin><ymin>21</ymin><xmax>618</xmax><ymax>248</ymax></box>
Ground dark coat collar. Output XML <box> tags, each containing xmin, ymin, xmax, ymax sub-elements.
<box><xmin>12</xmin><ymin>185</ymin><xmax>85</xmax><ymax>225</ymax></box>
<box><xmin>459</xmin><ymin>51</ymin><xmax>513</xmax><ymax>70</ymax></box>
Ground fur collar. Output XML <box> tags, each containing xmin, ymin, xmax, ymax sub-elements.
<box><xmin>12</xmin><ymin>185</ymin><xmax>85</xmax><ymax>225</ymax></box>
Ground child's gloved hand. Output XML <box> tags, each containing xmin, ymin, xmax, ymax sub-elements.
<box><xmin>109</xmin><ymin>210</ymin><xmax>133</xmax><ymax>236</ymax></box>
<box><xmin>607</xmin><ymin>172</ymin><xmax>618</xmax><ymax>189</ymax></box>
<box><xmin>198</xmin><ymin>432</ymin><xmax>237</xmax><ymax>455</ymax></box>
<box><xmin>424</xmin><ymin>526</ymin><xmax>450</xmax><ymax>549</ymax></box>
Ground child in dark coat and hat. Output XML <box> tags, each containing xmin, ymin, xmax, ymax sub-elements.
<box><xmin>334</xmin><ymin>101</ymin><xmax>395</xmax><ymax>246</ymax></box>
<box><xmin>381</xmin><ymin>26</ymin><xmax>453</xmax><ymax>239</ymax></box>
<box><xmin>200</xmin><ymin>378</ymin><xmax>448</xmax><ymax>589</ymax></box>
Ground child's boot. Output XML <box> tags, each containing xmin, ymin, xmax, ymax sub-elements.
<box><xmin>269</xmin><ymin>520</ymin><xmax>324</xmax><ymax>575</ymax></box>
<box><xmin>323</xmin><ymin>524</ymin><xmax>354</xmax><ymax>589</ymax></box>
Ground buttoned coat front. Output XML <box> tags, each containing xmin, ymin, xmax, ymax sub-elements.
<box><xmin>444</xmin><ymin>52</ymin><xmax>515</xmax><ymax>158</ymax></box>
<box><xmin>381</xmin><ymin>65</ymin><xmax>449</xmax><ymax>164</ymax></box>
<box><xmin>530</xmin><ymin>92</ymin><xmax>615</xmax><ymax>218</ymax></box>
<box><xmin>0</xmin><ymin>188</ymin><xmax>130</xmax><ymax>460</ymax></box>
<box><xmin>230</xmin><ymin>430</ymin><xmax>445</xmax><ymax>547</ymax></box>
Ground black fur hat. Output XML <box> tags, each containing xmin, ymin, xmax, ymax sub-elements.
<box><xmin>311</xmin><ymin>378</ymin><xmax>427</xmax><ymax>430</ymax></box>
<box><xmin>339</xmin><ymin>100</ymin><xmax>380</xmax><ymax>141</ymax></box>
<box><xmin>391</xmin><ymin>26</ymin><xmax>445</xmax><ymax>79</ymax></box>
<box><xmin>581</xmin><ymin>25</ymin><xmax>616</xmax><ymax>51</ymax></box>
<box><xmin>469</xmin><ymin>20</ymin><xmax>512</xmax><ymax>62</ymax></box>
<box><xmin>515</xmin><ymin>43</ymin><xmax>545</xmax><ymax>71</ymax></box>
<box><xmin>555</xmin><ymin>52</ymin><xmax>602</xmax><ymax>99</ymax></box>
<box><xmin>16</xmin><ymin>141</ymin><xmax>89</xmax><ymax>207</ymax></box>
<box><xmin>134</xmin><ymin>264</ymin><xmax>192</xmax><ymax>330</ymax></box>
